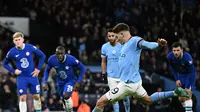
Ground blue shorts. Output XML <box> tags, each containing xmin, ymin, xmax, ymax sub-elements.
<box><xmin>57</xmin><ymin>81</ymin><xmax>75</xmax><ymax>97</ymax></box>
<box><xmin>17</xmin><ymin>76</ymin><xmax>40</xmax><ymax>95</ymax></box>
<box><xmin>179</xmin><ymin>75</ymin><xmax>195</xmax><ymax>91</ymax></box>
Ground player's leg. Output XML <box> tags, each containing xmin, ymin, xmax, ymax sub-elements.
<box><xmin>92</xmin><ymin>82</ymin><xmax>127</xmax><ymax>112</ymax></box>
<box><xmin>61</xmin><ymin>81</ymin><xmax>77</xmax><ymax>112</ymax></box>
<box><xmin>107</xmin><ymin>77</ymin><xmax>120</xmax><ymax>112</ymax></box>
<box><xmin>179</xmin><ymin>76</ymin><xmax>194</xmax><ymax>112</ymax></box>
<box><xmin>29</xmin><ymin>77</ymin><xmax>42</xmax><ymax>112</ymax></box>
<box><xmin>132</xmin><ymin>81</ymin><xmax>189</xmax><ymax>105</ymax></box>
<box><xmin>123</xmin><ymin>96</ymin><xmax>130</xmax><ymax>112</ymax></box>
<box><xmin>17</xmin><ymin>76</ymin><xmax>28</xmax><ymax>112</ymax></box>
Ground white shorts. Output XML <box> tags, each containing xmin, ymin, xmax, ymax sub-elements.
<box><xmin>105</xmin><ymin>81</ymin><xmax>147</xmax><ymax>103</ymax></box>
<box><xmin>107</xmin><ymin>77</ymin><xmax>120</xmax><ymax>89</ymax></box>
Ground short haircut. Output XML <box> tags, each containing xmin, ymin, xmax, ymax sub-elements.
<box><xmin>112</xmin><ymin>23</ymin><xmax>130</xmax><ymax>33</ymax></box>
<box><xmin>56</xmin><ymin>46</ymin><xmax>65</xmax><ymax>52</ymax></box>
<box><xmin>13</xmin><ymin>32</ymin><xmax>24</xmax><ymax>39</ymax></box>
<box><xmin>107</xmin><ymin>28</ymin><xmax>113</xmax><ymax>33</ymax></box>
<box><xmin>172</xmin><ymin>42</ymin><xmax>183</xmax><ymax>49</ymax></box>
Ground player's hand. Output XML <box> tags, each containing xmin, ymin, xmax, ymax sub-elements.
<box><xmin>101</xmin><ymin>73</ymin><xmax>108</xmax><ymax>84</ymax></box>
<box><xmin>15</xmin><ymin>69</ymin><xmax>22</xmax><ymax>75</ymax></box>
<box><xmin>157</xmin><ymin>38</ymin><xmax>167</xmax><ymax>46</ymax></box>
<box><xmin>32</xmin><ymin>68</ymin><xmax>40</xmax><ymax>77</ymax></box>
<box><xmin>43</xmin><ymin>83</ymin><xmax>49</xmax><ymax>91</ymax></box>
<box><xmin>176</xmin><ymin>80</ymin><xmax>182</xmax><ymax>87</ymax></box>
<box><xmin>74</xmin><ymin>82</ymin><xmax>80</xmax><ymax>91</ymax></box>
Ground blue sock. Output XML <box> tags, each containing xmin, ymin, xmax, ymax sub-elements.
<box><xmin>35</xmin><ymin>110</ymin><xmax>42</xmax><ymax>112</ymax></box>
<box><xmin>113</xmin><ymin>102</ymin><xmax>119</xmax><ymax>112</ymax></box>
<box><xmin>150</xmin><ymin>91</ymin><xmax>174</xmax><ymax>102</ymax></box>
<box><xmin>123</xmin><ymin>96</ymin><xmax>130</xmax><ymax>112</ymax></box>
<box><xmin>92</xmin><ymin>107</ymin><xmax>103</xmax><ymax>112</ymax></box>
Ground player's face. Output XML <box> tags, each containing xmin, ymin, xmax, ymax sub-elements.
<box><xmin>13</xmin><ymin>36</ymin><xmax>24</xmax><ymax>47</ymax></box>
<box><xmin>115</xmin><ymin>31</ymin><xmax>124</xmax><ymax>44</ymax></box>
<box><xmin>107</xmin><ymin>32</ymin><xmax>117</xmax><ymax>43</ymax></box>
<box><xmin>56</xmin><ymin>51</ymin><xmax>65</xmax><ymax>62</ymax></box>
<box><xmin>172</xmin><ymin>47</ymin><xmax>183</xmax><ymax>58</ymax></box>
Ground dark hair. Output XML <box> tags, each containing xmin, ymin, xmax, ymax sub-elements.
<box><xmin>112</xmin><ymin>23</ymin><xmax>130</xmax><ymax>33</ymax></box>
<box><xmin>56</xmin><ymin>46</ymin><xmax>65</xmax><ymax>52</ymax></box>
<box><xmin>172</xmin><ymin>42</ymin><xmax>183</xmax><ymax>49</ymax></box>
<box><xmin>107</xmin><ymin>28</ymin><xmax>113</xmax><ymax>33</ymax></box>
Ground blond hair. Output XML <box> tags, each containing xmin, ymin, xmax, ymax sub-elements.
<box><xmin>13</xmin><ymin>32</ymin><xmax>24</xmax><ymax>39</ymax></box>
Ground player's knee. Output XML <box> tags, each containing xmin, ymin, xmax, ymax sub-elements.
<box><xmin>96</xmin><ymin>95</ymin><xmax>109</xmax><ymax>108</ymax></box>
<box><xmin>33</xmin><ymin>94</ymin><xmax>40</xmax><ymax>100</ymax></box>
<box><xmin>20</xmin><ymin>95</ymin><xmax>27</xmax><ymax>101</ymax></box>
<box><xmin>63</xmin><ymin>93</ymin><xmax>70</xmax><ymax>100</ymax></box>
<box><xmin>143</xmin><ymin>97</ymin><xmax>153</xmax><ymax>105</ymax></box>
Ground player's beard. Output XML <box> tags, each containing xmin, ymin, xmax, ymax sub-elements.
<box><xmin>110</xmin><ymin>39</ymin><xmax>117</xmax><ymax>46</ymax></box>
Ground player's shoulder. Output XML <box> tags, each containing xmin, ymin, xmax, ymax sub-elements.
<box><xmin>102</xmin><ymin>42</ymin><xmax>109</xmax><ymax>48</ymax></box>
<box><xmin>66</xmin><ymin>54</ymin><xmax>76</xmax><ymax>59</ymax></box>
<box><xmin>130</xmin><ymin>36</ymin><xmax>143</xmax><ymax>42</ymax></box>
<box><xmin>25</xmin><ymin>44</ymin><xmax>37</xmax><ymax>49</ymax></box>
<box><xmin>183</xmin><ymin>52</ymin><xmax>192</xmax><ymax>57</ymax></box>
<box><xmin>48</xmin><ymin>54</ymin><xmax>56</xmax><ymax>61</ymax></box>
<box><xmin>167</xmin><ymin>51</ymin><xmax>174</xmax><ymax>58</ymax></box>
<box><xmin>7</xmin><ymin>47</ymin><xmax>16</xmax><ymax>55</ymax></box>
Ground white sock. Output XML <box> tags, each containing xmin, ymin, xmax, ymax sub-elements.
<box><xmin>19</xmin><ymin>101</ymin><xmax>27</xmax><ymax>112</ymax></box>
<box><xmin>181</xmin><ymin>99</ymin><xmax>193</xmax><ymax>112</ymax></box>
<box><xmin>33</xmin><ymin>99</ymin><xmax>42</xmax><ymax>111</ymax></box>
<box><xmin>63</xmin><ymin>97</ymin><xmax>73</xmax><ymax>112</ymax></box>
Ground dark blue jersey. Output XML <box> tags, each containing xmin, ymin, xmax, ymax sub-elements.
<box><xmin>167</xmin><ymin>52</ymin><xmax>196</xmax><ymax>90</ymax></box>
<box><xmin>43</xmin><ymin>54</ymin><xmax>86</xmax><ymax>86</ymax></box>
<box><xmin>3</xmin><ymin>44</ymin><xmax>46</xmax><ymax>76</ymax></box>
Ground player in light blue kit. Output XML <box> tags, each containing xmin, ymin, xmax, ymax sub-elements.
<box><xmin>101</xmin><ymin>28</ymin><xmax>130</xmax><ymax>112</ymax></box>
<box><xmin>43</xmin><ymin>46</ymin><xmax>86</xmax><ymax>112</ymax></box>
<box><xmin>3</xmin><ymin>32</ymin><xmax>46</xmax><ymax>112</ymax></box>
<box><xmin>92</xmin><ymin>23</ymin><xmax>190</xmax><ymax>112</ymax></box>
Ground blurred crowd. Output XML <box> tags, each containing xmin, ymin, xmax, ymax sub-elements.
<box><xmin>0</xmin><ymin>0</ymin><xmax>200</xmax><ymax>111</ymax></box>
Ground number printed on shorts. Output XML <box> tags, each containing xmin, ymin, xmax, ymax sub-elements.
<box><xmin>36</xmin><ymin>85</ymin><xmax>40</xmax><ymax>93</ymax></box>
<box><xmin>67</xmin><ymin>85</ymin><xmax>73</xmax><ymax>92</ymax></box>
<box><xmin>20</xmin><ymin>58</ymin><xmax>29</xmax><ymax>68</ymax></box>
<box><xmin>111</xmin><ymin>87</ymin><xmax>119</xmax><ymax>94</ymax></box>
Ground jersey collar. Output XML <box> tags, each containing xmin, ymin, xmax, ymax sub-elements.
<box><xmin>57</xmin><ymin>54</ymin><xmax>67</xmax><ymax>63</ymax></box>
<box><xmin>16</xmin><ymin>43</ymin><xmax>25</xmax><ymax>50</ymax></box>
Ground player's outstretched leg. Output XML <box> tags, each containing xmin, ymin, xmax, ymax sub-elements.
<box><xmin>123</xmin><ymin>96</ymin><xmax>130</xmax><ymax>112</ymax></box>
<box><xmin>112</xmin><ymin>102</ymin><xmax>119</xmax><ymax>112</ymax></box>
<box><xmin>150</xmin><ymin>87</ymin><xmax>190</xmax><ymax>103</ymax></box>
<box><xmin>19</xmin><ymin>95</ymin><xmax>27</xmax><ymax>112</ymax></box>
<box><xmin>62</xmin><ymin>92</ymin><xmax>73</xmax><ymax>112</ymax></box>
<box><xmin>92</xmin><ymin>94</ymin><xmax>111</xmax><ymax>112</ymax></box>
<box><xmin>33</xmin><ymin>94</ymin><xmax>42</xmax><ymax>112</ymax></box>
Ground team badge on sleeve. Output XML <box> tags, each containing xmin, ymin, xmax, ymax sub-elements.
<box><xmin>33</xmin><ymin>46</ymin><xmax>37</xmax><ymax>50</ymax></box>
<box><xmin>6</xmin><ymin>51</ymin><xmax>10</xmax><ymax>58</ymax></box>
<box><xmin>189</xmin><ymin>60</ymin><xmax>193</xmax><ymax>65</ymax></box>
<box><xmin>75</xmin><ymin>60</ymin><xmax>79</xmax><ymax>64</ymax></box>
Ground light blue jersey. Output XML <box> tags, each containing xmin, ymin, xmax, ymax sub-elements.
<box><xmin>119</xmin><ymin>36</ymin><xmax>158</xmax><ymax>83</ymax></box>
<box><xmin>101</xmin><ymin>42</ymin><xmax>122</xmax><ymax>78</ymax></box>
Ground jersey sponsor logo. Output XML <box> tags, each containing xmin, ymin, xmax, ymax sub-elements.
<box><xmin>20</xmin><ymin>58</ymin><xmax>29</xmax><ymax>68</ymax></box>
<box><xmin>26</xmin><ymin>52</ymin><xmax>30</xmax><ymax>56</ymax></box>
<box><xmin>59</xmin><ymin>71</ymin><xmax>67</xmax><ymax>79</ymax></box>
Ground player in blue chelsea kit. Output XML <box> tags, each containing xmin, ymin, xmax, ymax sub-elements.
<box><xmin>3</xmin><ymin>32</ymin><xmax>46</xmax><ymax>112</ymax></box>
<box><xmin>101</xmin><ymin>28</ymin><xmax>130</xmax><ymax>112</ymax></box>
<box><xmin>92</xmin><ymin>23</ymin><xmax>190</xmax><ymax>112</ymax></box>
<box><xmin>43</xmin><ymin>46</ymin><xmax>86</xmax><ymax>112</ymax></box>
<box><xmin>168</xmin><ymin>42</ymin><xmax>196</xmax><ymax>112</ymax></box>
